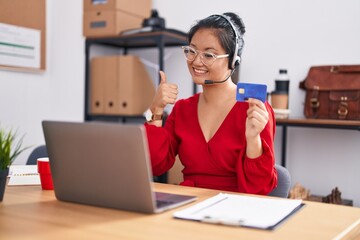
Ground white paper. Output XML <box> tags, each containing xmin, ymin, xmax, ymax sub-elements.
<box><xmin>174</xmin><ymin>193</ymin><xmax>302</xmax><ymax>229</ymax></box>
<box><xmin>8</xmin><ymin>165</ymin><xmax>41</xmax><ymax>186</ymax></box>
<box><xmin>0</xmin><ymin>23</ymin><xmax>41</xmax><ymax>68</ymax></box>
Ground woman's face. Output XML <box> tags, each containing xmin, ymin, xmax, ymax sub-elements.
<box><xmin>187</xmin><ymin>28</ymin><xmax>231</xmax><ymax>85</ymax></box>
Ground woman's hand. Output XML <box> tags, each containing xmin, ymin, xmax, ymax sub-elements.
<box><xmin>150</xmin><ymin>71</ymin><xmax>179</xmax><ymax>115</ymax></box>
<box><xmin>245</xmin><ymin>98</ymin><xmax>269</xmax><ymax>158</ymax></box>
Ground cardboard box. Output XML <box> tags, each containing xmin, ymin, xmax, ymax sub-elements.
<box><xmin>83</xmin><ymin>0</ymin><xmax>151</xmax><ymax>18</ymax></box>
<box><xmin>90</xmin><ymin>55</ymin><xmax>155</xmax><ymax>115</ymax></box>
<box><xmin>83</xmin><ymin>10</ymin><xmax>144</xmax><ymax>37</ymax></box>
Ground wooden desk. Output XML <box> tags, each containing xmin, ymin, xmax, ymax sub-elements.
<box><xmin>1</xmin><ymin>184</ymin><xmax>360</xmax><ymax>239</ymax></box>
<box><xmin>276</xmin><ymin>118</ymin><xmax>360</xmax><ymax>167</ymax></box>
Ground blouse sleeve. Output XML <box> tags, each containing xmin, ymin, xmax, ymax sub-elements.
<box><xmin>144</xmin><ymin>106</ymin><xmax>179</xmax><ymax>176</ymax></box>
<box><xmin>237</xmin><ymin>103</ymin><xmax>278</xmax><ymax>195</ymax></box>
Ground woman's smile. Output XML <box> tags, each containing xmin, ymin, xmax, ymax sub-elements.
<box><xmin>192</xmin><ymin>67</ymin><xmax>208</xmax><ymax>75</ymax></box>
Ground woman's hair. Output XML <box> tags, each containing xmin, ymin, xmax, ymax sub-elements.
<box><xmin>187</xmin><ymin>12</ymin><xmax>246</xmax><ymax>69</ymax></box>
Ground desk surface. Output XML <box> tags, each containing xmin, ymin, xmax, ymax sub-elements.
<box><xmin>1</xmin><ymin>184</ymin><xmax>360</xmax><ymax>240</ymax></box>
<box><xmin>276</xmin><ymin>117</ymin><xmax>360</xmax><ymax>129</ymax></box>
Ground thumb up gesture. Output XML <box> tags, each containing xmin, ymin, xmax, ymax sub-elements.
<box><xmin>150</xmin><ymin>71</ymin><xmax>179</xmax><ymax>115</ymax></box>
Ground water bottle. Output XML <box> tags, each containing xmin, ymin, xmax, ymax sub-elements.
<box><xmin>275</xmin><ymin>69</ymin><xmax>290</xmax><ymax>94</ymax></box>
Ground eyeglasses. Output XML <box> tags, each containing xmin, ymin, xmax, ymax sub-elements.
<box><xmin>181</xmin><ymin>46</ymin><xmax>229</xmax><ymax>66</ymax></box>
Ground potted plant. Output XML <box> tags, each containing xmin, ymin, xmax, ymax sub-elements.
<box><xmin>0</xmin><ymin>127</ymin><xmax>28</xmax><ymax>201</ymax></box>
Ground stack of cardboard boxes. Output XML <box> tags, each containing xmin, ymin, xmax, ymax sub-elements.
<box><xmin>83</xmin><ymin>0</ymin><xmax>155</xmax><ymax>116</ymax></box>
<box><xmin>83</xmin><ymin>0</ymin><xmax>152</xmax><ymax>37</ymax></box>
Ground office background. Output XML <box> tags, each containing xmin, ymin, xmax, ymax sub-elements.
<box><xmin>0</xmin><ymin>0</ymin><xmax>359</xmax><ymax>206</ymax></box>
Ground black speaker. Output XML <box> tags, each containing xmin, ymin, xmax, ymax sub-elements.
<box><xmin>142</xmin><ymin>9</ymin><xmax>165</xmax><ymax>31</ymax></box>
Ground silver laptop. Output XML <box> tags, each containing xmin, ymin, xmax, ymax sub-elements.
<box><xmin>42</xmin><ymin>120</ymin><xmax>196</xmax><ymax>213</ymax></box>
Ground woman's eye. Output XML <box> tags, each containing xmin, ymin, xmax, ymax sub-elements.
<box><xmin>203</xmin><ymin>53</ymin><xmax>214</xmax><ymax>59</ymax></box>
<box><xmin>189</xmin><ymin>49</ymin><xmax>196</xmax><ymax>54</ymax></box>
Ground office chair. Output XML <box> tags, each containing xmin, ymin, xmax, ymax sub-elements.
<box><xmin>268</xmin><ymin>164</ymin><xmax>291</xmax><ymax>198</ymax></box>
<box><xmin>26</xmin><ymin>145</ymin><xmax>48</xmax><ymax>165</ymax></box>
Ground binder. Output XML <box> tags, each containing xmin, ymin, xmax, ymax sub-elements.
<box><xmin>117</xmin><ymin>55</ymin><xmax>155</xmax><ymax>115</ymax></box>
<box><xmin>173</xmin><ymin>193</ymin><xmax>304</xmax><ymax>230</ymax></box>
<box><xmin>90</xmin><ymin>55</ymin><xmax>155</xmax><ymax>115</ymax></box>
<box><xmin>90</xmin><ymin>55</ymin><xmax>121</xmax><ymax>115</ymax></box>
<box><xmin>103</xmin><ymin>56</ymin><xmax>119</xmax><ymax>114</ymax></box>
<box><xmin>90</xmin><ymin>57</ymin><xmax>105</xmax><ymax>114</ymax></box>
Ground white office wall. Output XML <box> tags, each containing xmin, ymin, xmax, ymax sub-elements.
<box><xmin>0</xmin><ymin>1</ymin><xmax>85</xmax><ymax>161</ymax></box>
<box><xmin>0</xmin><ymin>0</ymin><xmax>359</xmax><ymax>206</ymax></box>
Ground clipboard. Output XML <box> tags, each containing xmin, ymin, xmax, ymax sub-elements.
<box><xmin>8</xmin><ymin>165</ymin><xmax>41</xmax><ymax>186</ymax></box>
<box><xmin>173</xmin><ymin>193</ymin><xmax>304</xmax><ymax>230</ymax></box>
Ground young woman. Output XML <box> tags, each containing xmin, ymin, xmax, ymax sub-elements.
<box><xmin>145</xmin><ymin>12</ymin><xmax>277</xmax><ymax>195</ymax></box>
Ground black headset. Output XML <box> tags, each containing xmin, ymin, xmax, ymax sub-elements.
<box><xmin>213</xmin><ymin>14</ymin><xmax>244</xmax><ymax>70</ymax></box>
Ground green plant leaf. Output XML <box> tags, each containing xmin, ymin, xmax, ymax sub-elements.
<box><xmin>0</xmin><ymin>127</ymin><xmax>29</xmax><ymax>170</ymax></box>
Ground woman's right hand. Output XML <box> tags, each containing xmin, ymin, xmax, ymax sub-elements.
<box><xmin>150</xmin><ymin>71</ymin><xmax>179</xmax><ymax>115</ymax></box>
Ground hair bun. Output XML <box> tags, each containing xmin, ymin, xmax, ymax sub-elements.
<box><xmin>223</xmin><ymin>12</ymin><xmax>246</xmax><ymax>35</ymax></box>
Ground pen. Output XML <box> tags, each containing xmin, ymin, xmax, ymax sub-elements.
<box><xmin>13</xmin><ymin>173</ymin><xmax>39</xmax><ymax>177</ymax></box>
<box><xmin>201</xmin><ymin>215</ymin><xmax>244</xmax><ymax>227</ymax></box>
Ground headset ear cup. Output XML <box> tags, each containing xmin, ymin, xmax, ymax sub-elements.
<box><xmin>239</xmin><ymin>37</ymin><xmax>244</xmax><ymax>51</ymax></box>
<box><xmin>234</xmin><ymin>56</ymin><xmax>241</xmax><ymax>68</ymax></box>
<box><xmin>230</xmin><ymin>56</ymin><xmax>241</xmax><ymax>69</ymax></box>
<box><xmin>231</xmin><ymin>36</ymin><xmax>240</xmax><ymax>69</ymax></box>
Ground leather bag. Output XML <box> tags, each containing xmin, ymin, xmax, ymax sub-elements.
<box><xmin>299</xmin><ymin>65</ymin><xmax>360</xmax><ymax>120</ymax></box>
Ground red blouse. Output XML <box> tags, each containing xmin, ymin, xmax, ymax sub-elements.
<box><xmin>145</xmin><ymin>93</ymin><xmax>277</xmax><ymax>195</ymax></box>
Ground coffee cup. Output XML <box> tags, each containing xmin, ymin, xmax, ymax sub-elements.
<box><xmin>270</xmin><ymin>92</ymin><xmax>288</xmax><ymax>109</ymax></box>
<box><xmin>37</xmin><ymin>157</ymin><xmax>54</xmax><ymax>190</ymax></box>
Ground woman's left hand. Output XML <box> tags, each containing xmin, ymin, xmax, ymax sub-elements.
<box><xmin>245</xmin><ymin>98</ymin><xmax>269</xmax><ymax>139</ymax></box>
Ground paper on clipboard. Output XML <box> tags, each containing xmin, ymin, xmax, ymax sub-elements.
<box><xmin>173</xmin><ymin>193</ymin><xmax>303</xmax><ymax>230</ymax></box>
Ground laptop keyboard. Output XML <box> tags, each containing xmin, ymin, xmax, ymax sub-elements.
<box><xmin>156</xmin><ymin>200</ymin><xmax>174</xmax><ymax>208</ymax></box>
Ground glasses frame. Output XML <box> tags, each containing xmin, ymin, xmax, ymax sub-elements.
<box><xmin>181</xmin><ymin>46</ymin><xmax>229</xmax><ymax>66</ymax></box>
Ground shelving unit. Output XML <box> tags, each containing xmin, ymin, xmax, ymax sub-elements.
<box><xmin>84</xmin><ymin>30</ymin><xmax>191</xmax><ymax>122</ymax></box>
<box><xmin>84</xmin><ymin>30</ymin><xmax>190</xmax><ymax>183</ymax></box>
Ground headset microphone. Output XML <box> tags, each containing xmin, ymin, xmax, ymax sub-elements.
<box><xmin>204</xmin><ymin>68</ymin><xmax>236</xmax><ymax>85</ymax></box>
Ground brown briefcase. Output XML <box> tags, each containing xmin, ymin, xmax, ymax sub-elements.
<box><xmin>299</xmin><ymin>65</ymin><xmax>360</xmax><ymax>120</ymax></box>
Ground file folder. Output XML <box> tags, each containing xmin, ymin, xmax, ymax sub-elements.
<box><xmin>90</xmin><ymin>55</ymin><xmax>155</xmax><ymax>115</ymax></box>
<box><xmin>103</xmin><ymin>56</ymin><xmax>119</xmax><ymax>114</ymax></box>
<box><xmin>90</xmin><ymin>57</ymin><xmax>105</xmax><ymax>114</ymax></box>
<box><xmin>117</xmin><ymin>55</ymin><xmax>155</xmax><ymax>115</ymax></box>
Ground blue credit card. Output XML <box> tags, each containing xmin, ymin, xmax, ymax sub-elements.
<box><xmin>236</xmin><ymin>83</ymin><xmax>267</xmax><ymax>103</ymax></box>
